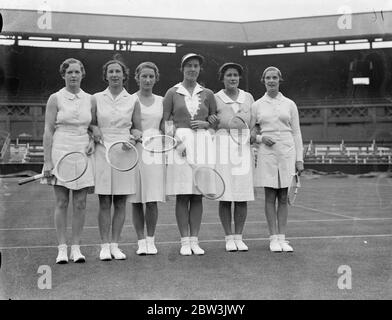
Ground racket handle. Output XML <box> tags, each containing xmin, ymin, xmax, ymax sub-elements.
<box><xmin>18</xmin><ymin>173</ymin><xmax>44</xmax><ymax>185</ymax></box>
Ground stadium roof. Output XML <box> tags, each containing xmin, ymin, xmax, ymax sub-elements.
<box><xmin>2</xmin><ymin>9</ymin><xmax>392</xmax><ymax>46</ymax></box>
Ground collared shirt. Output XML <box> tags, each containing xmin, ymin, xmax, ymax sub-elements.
<box><xmin>94</xmin><ymin>88</ymin><xmax>137</xmax><ymax>129</ymax></box>
<box><xmin>251</xmin><ymin>92</ymin><xmax>304</xmax><ymax>161</ymax></box>
<box><xmin>163</xmin><ymin>82</ymin><xmax>217</xmax><ymax>128</ymax></box>
<box><xmin>55</xmin><ymin>87</ymin><xmax>91</xmax><ymax>129</ymax></box>
<box><xmin>214</xmin><ymin>89</ymin><xmax>254</xmax><ymax>129</ymax></box>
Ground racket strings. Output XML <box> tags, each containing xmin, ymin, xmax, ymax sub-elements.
<box><xmin>229</xmin><ymin>117</ymin><xmax>250</xmax><ymax>145</ymax></box>
<box><xmin>288</xmin><ymin>174</ymin><xmax>300</xmax><ymax>205</ymax></box>
<box><xmin>56</xmin><ymin>152</ymin><xmax>87</xmax><ymax>182</ymax></box>
<box><xmin>107</xmin><ymin>142</ymin><xmax>138</xmax><ymax>171</ymax></box>
<box><xmin>143</xmin><ymin>135</ymin><xmax>176</xmax><ymax>153</ymax></box>
<box><xmin>194</xmin><ymin>166</ymin><xmax>225</xmax><ymax>200</ymax></box>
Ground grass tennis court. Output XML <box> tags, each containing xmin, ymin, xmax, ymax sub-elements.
<box><xmin>0</xmin><ymin>172</ymin><xmax>391</xmax><ymax>300</ymax></box>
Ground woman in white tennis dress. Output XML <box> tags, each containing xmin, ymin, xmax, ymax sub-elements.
<box><xmin>128</xmin><ymin>62</ymin><xmax>166</xmax><ymax>255</ymax></box>
<box><xmin>212</xmin><ymin>62</ymin><xmax>255</xmax><ymax>252</ymax></box>
<box><xmin>90</xmin><ymin>59</ymin><xmax>142</xmax><ymax>261</ymax></box>
<box><xmin>41</xmin><ymin>58</ymin><xmax>94</xmax><ymax>264</ymax></box>
<box><xmin>251</xmin><ymin>66</ymin><xmax>304</xmax><ymax>253</ymax></box>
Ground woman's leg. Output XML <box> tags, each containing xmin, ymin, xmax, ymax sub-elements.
<box><xmin>264</xmin><ymin>187</ymin><xmax>282</xmax><ymax>252</ymax></box>
<box><xmin>71</xmin><ymin>188</ymin><xmax>88</xmax><ymax>245</ymax></box>
<box><xmin>132</xmin><ymin>203</ymin><xmax>145</xmax><ymax>240</ymax></box>
<box><xmin>233</xmin><ymin>201</ymin><xmax>248</xmax><ymax>251</ymax></box>
<box><xmin>264</xmin><ymin>187</ymin><xmax>278</xmax><ymax>235</ymax></box>
<box><xmin>233</xmin><ymin>201</ymin><xmax>247</xmax><ymax>235</ymax></box>
<box><xmin>53</xmin><ymin>186</ymin><xmax>70</xmax><ymax>245</ymax></box>
<box><xmin>276</xmin><ymin>188</ymin><xmax>289</xmax><ymax>235</ymax></box>
<box><xmin>276</xmin><ymin>188</ymin><xmax>293</xmax><ymax>252</ymax></box>
<box><xmin>145</xmin><ymin>202</ymin><xmax>158</xmax><ymax>254</ymax></box>
<box><xmin>189</xmin><ymin>195</ymin><xmax>203</xmax><ymax>237</ymax></box>
<box><xmin>145</xmin><ymin>202</ymin><xmax>158</xmax><ymax>237</ymax></box>
<box><xmin>98</xmin><ymin>195</ymin><xmax>112</xmax><ymax>244</ymax></box>
<box><xmin>132</xmin><ymin>203</ymin><xmax>148</xmax><ymax>255</ymax></box>
<box><xmin>175</xmin><ymin>195</ymin><xmax>191</xmax><ymax>237</ymax></box>
<box><xmin>110</xmin><ymin>195</ymin><xmax>127</xmax><ymax>259</ymax></box>
<box><xmin>219</xmin><ymin>201</ymin><xmax>237</xmax><ymax>251</ymax></box>
<box><xmin>219</xmin><ymin>201</ymin><xmax>232</xmax><ymax>236</ymax></box>
<box><xmin>176</xmin><ymin>195</ymin><xmax>192</xmax><ymax>255</ymax></box>
<box><xmin>112</xmin><ymin>195</ymin><xmax>127</xmax><ymax>243</ymax></box>
<box><xmin>189</xmin><ymin>195</ymin><xmax>205</xmax><ymax>255</ymax></box>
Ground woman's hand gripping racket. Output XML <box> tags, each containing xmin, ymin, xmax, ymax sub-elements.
<box><xmin>18</xmin><ymin>151</ymin><xmax>88</xmax><ymax>185</ymax></box>
<box><xmin>228</xmin><ymin>115</ymin><xmax>250</xmax><ymax>145</ymax></box>
<box><xmin>287</xmin><ymin>144</ymin><xmax>308</xmax><ymax>205</ymax></box>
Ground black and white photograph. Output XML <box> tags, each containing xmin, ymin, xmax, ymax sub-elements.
<box><xmin>0</xmin><ymin>0</ymin><xmax>391</xmax><ymax>306</ymax></box>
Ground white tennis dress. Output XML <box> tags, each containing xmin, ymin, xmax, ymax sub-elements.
<box><xmin>93</xmin><ymin>88</ymin><xmax>137</xmax><ymax>195</ymax></box>
<box><xmin>214</xmin><ymin>89</ymin><xmax>255</xmax><ymax>201</ymax></box>
<box><xmin>41</xmin><ymin>87</ymin><xmax>94</xmax><ymax>190</ymax></box>
<box><xmin>251</xmin><ymin>92</ymin><xmax>303</xmax><ymax>188</ymax></box>
<box><xmin>128</xmin><ymin>94</ymin><xmax>166</xmax><ymax>203</ymax></box>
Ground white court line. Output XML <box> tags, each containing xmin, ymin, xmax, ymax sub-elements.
<box><xmin>1</xmin><ymin>233</ymin><xmax>391</xmax><ymax>250</ymax></box>
<box><xmin>1</xmin><ymin>217</ymin><xmax>392</xmax><ymax>232</ymax></box>
<box><xmin>293</xmin><ymin>204</ymin><xmax>356</xmax><ymax>219</ymax></box>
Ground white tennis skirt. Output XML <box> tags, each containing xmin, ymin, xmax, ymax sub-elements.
<box><xmin>214</xmin><ymin>130</ymin><xmax>254</xmax><ymax>201</ymax></box>
<box><xmin>254</xmin><ymin>131</ymin><xmax>296</xmax><ymax>189</ymax></box>
<box><xmin>94</xmin><ymin>127</ymin><xmax>136</xmax><ymax>195</ymax></box>
<box><xmin>166</xmin><ymin>128</ymin><xmax>215</xmax><ymax>195</ymax></box>
<box><xmin>40</xmin><ymin>126</ymin><xmax>94</xmax><ymax>190</ymax></box>
<box><xmin>128</xmin><ymin>128</ymin><xmax>166</xmax><ymax>203</ymax></box>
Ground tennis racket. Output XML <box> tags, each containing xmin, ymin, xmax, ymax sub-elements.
<box><xmin>176</xmin><ymin>142</ymin><xmax>225</xmax><ymax>200</ymax></box>
<box><xmin>18</xmin><ymin>151</ymin><xmax>88</xmax><ymax>185</ymax></box>
<box><xmin>102</xmin><ymin>140</ymin><xmax>139</xmax><ymax>172</ymax></box>
<box><xmin>189</xmin><ymin>161</ymin><xmax>226</xmax><ymax>200</ymax></box>
<box><xmin>138</xmin><ymin>134</ymin><xmax>177</xmax><ymax>153</ymax></box>
<box><xmin>228</xmin><ymin>115</ymin><xmax>250</xmax><ymax>145</ymax></box>
<box><xmin>287</xmin><ymin>172</ymin><xmax>301</xmax><ymax>205</ymax></box>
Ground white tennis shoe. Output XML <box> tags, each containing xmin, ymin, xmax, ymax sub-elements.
<box><xmin>225</xmin><ymin>235</ymin><xmax>237</xmax><ymax>252</ymax></box>
<box><xmin>190</xmin><ymin>236</ymin><xmax>205</xmax><ymax>255</ymax></box>
<box><xmin>180</xmin><ymin>237</ymin><xmax>192</xmax><ymax>256</ymax></box>
<box><xmin>277</xmin><ymin>234</ymin><xmax>293</xmax><ymax>252</ymax></box>
<box><xmin>70</xmin><ymin>245</ymin><xmax>86</xmax><ymax>263</ymax></box>
<box><xmin>110</xmin><ymin>243</ymin><xmax>126</xmax><ymax>260</ymax></box>
<box><xmin>269</xmin><ymin>235</ymin><xmax>283</xmax><ymax>252</ymax></box>
<box><xmin>99</xmin><ymin>243</ymin><xmax>112</xmax><ymax>261</ymax></box>
<box><xmin>146</xmin><ymin>236</ymin><xmax>158</xmax><ymax>255</ymax></box>
<box><xmin>233</xmin><ymin>234</ymin><xmax>248</xmax><ymax>251</ymax></box>
<box><xmin>56</xmin><ymin>244</ymin><xmax>68</xmax><ymax>264</ymax></box>
<box><xmin>136</xmin><ymin>239</ymin><xmax>147</xmax><ymax>255</ymax></box>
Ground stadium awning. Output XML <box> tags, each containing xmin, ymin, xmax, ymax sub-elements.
<box><xmin>2</xmin><ymin>9</ymin><xmax>392</xmax><ymax>46</ymax></box>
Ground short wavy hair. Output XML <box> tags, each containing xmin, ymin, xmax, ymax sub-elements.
<box><xmin>261</xmin><ymin>66</ymin><xmax>284</xmax><ymax>83</ymax></box>
<box><xmin>134</xmin><ymin>61</ymin><xmax>160</xmax><ymax>84</ymax></box>
<box><xmin>59</xmin><ymin>58</ymin><xmax>86</xmax><ymax>78</ymax></box>
<box><xmin>102</xmin><ymin>59</ymin><xmax>129</xmax><ymax>83</ymax></box>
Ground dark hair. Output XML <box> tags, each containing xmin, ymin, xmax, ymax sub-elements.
<box><xmin>134</xmin><ymin>61</ymin><xmax>160</xmax><ymax>84</ymax></box>
<box><xmin>261</xmin><ymin>66</ymin><xmax>284</xmax><ymax>83</ymax></box>
<box><xmin>218</xmin><ymin>63</ymin><xmax>243</xmax><ymax>81</ymax></box>
<box><xmin>102</xmin><ymin>59</ymin><xmax>129</xmax><ymax>83</ymax></box>
<box><xmin>59</xmin><ymin>58</ymin><xmax>86</xmax><ymax>78</ymax></box>
<box><xmin>180</xmin><ymin>53</ymin><xmax>204</xmax><ymax>73</ymax></box>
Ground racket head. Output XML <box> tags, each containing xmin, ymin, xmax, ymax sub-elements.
<box><xmin>105</xmin><ymin>140</ymin><xmax>139</xmax><ymax>172</ymax></box>
<box><xmin>287</xmin><ymin>173</ymin><xmax>300</xmax><ymax>205</ymax></box>
<box><xmin>142</xmin><ymin>134</ymin><xmax>177</xmax><ymax>153</ymax></box>
<box><xmin>54</xmin><ymin>151</ymin><xmax>88</xmax><ymax>182</ymax></box>
<box><xmin>193</xmin><ymin>166</ymin><xmax>226</xmax><ymax>200</ymax></box>
<box><xmin>228</xmin><ymin>116</ymin><xmax>250</xmax><ymax>145</ymax></box>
